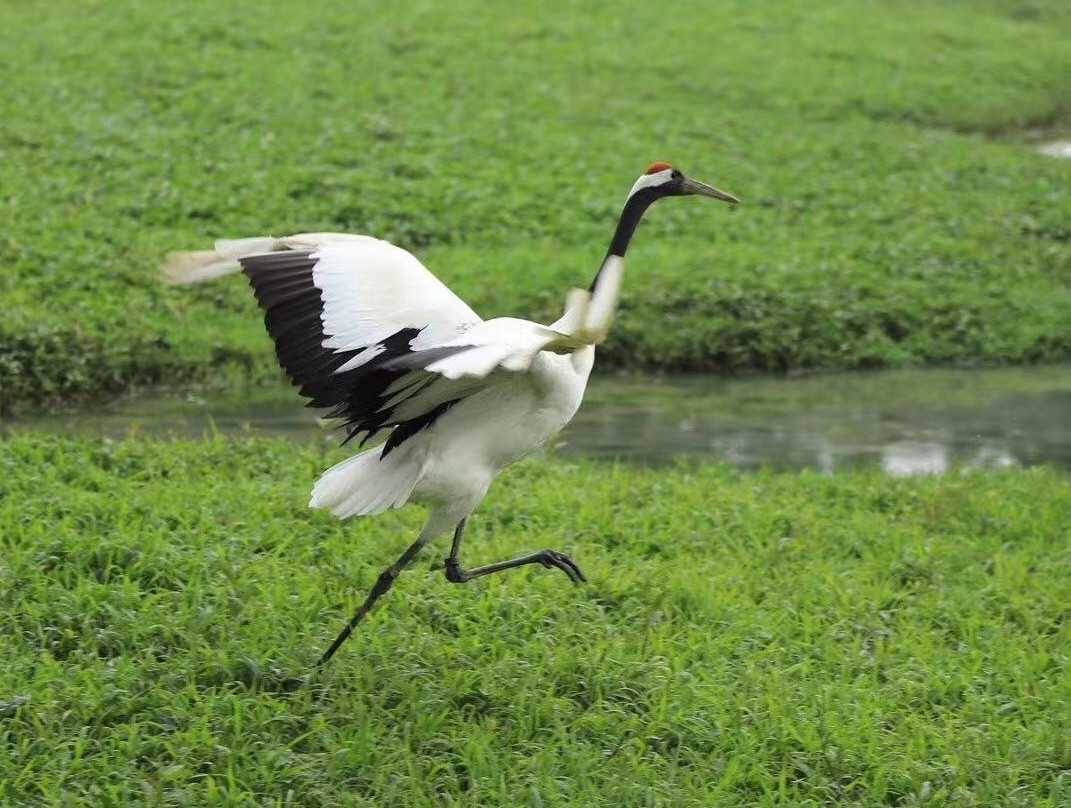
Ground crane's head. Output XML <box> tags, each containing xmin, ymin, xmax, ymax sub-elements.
<box><xmin>628</xmin><ymin>162</ymin><xmax>739</xmax><ymax>205</ymax></box>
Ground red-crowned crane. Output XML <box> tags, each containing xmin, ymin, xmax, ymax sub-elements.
<box><xmin>163</xmin><ymin>163</ymin><xmax>738</xmax><ymax>665</ymax></box>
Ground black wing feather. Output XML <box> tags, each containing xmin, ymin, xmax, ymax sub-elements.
<box><xmin>240</xmin><ymin>249</ymin><xmax>464</xmax><ymax>450</ymax></box>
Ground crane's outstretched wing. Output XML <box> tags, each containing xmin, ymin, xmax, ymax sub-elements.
<box><xmin>163</xmin><ymin>232</ymin><xmax>609</xmax><ymax>451</ymax></box>
<box><xmin>235</xmin><ymin>235</ymin><xmax>485</xmax><ymax>446</ymax></box>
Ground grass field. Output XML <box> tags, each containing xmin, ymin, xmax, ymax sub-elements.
<box><xmin>3</xmin><ymin>1</ymin><xmax>1071</xmax><ymax>805</ymax></box>
<box><xmin>1</xmin><ymin>435</ymin><xmax>1069</xmax><ymax>806</ymax></box>
<box><xmin>2</xmin><ymin>0</ymin><xmax>1071</xmax><ymax>409</ymax></box>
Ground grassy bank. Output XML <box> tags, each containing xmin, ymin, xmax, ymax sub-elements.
<box><xmin>1</xmin><ymin>0</ymin><xmax>1071</xmax><ymax>409</ymax></box>
<box><xmin>1</xmin><ymin>434</ymin><xmax>1069</xmax><ymax>806</ymax></box>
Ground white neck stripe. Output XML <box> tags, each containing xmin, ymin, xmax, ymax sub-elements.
<box><xmin>625</xmin><ymin>169</ymin><xmax>673</xmax><ymax>202</ymax></box>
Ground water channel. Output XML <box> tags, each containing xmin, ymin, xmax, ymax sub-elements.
<box><xmin>4</xmin><ymin>365</ymin><xmax>1069</xmax><ymax>476</ymax></box>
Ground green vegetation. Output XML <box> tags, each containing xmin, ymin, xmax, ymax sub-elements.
<box><xmin>2</xmin><ymin>0</ymin><xmax>1071</xmax><ymax>409</ymax></box>
<box><xmin>2</xmin><ymin>2</ymin><xmax>1070</xmax><ymax>804</ymax></box>
<box><xmin>1</xmin><ymin>435</ymin><xmax>1069</xmax><ymax>806</ymax></box>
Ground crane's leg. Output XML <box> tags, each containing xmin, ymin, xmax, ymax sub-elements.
<box><xmin>316</xmin><ymin>530</ymin><xmax>434</xmax><ymax>667</ymax></box>
<box><xmin>443</xmin><ymin>517</ymin><xmax>587</xmax><ymax>585</ymax></box>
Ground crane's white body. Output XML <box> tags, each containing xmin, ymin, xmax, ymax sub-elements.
<box><xmin>409</xmin><ymin>349</ymin><xmax>593</xmax><ymax>533</ymax></box>
<box><xmin>163</xmin><ymin>232</ymin><xmax>612</xmax><ymax>545</ymax></box>
<box><xmin>311</xmin><ymin>346</ymin><xmax>595</xmax><ymax>538</ymax></box>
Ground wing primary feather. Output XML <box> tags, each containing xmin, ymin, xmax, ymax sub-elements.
<box><xmin>236</xmin><ymin>239</ymin><xmax>493</xmax><ymax>456</ymax></box>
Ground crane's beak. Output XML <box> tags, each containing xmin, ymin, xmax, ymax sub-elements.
<box><xmin>680</xmin><ymin>176</ymin><xmax>740</xmax><ymax>204</ymax></box>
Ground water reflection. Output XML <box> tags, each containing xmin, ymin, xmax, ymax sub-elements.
<box><xmin>880</xmin><ymin>442</ymin><xmax>947</xmax><ymax>476</ymax></box>
<box><xmin>554</xmin><ymin>367</ymin><xmax>1071</xmax><ymax>474</ymax></box>
<box><xmin>1037</xmin><ymin>140</ymin><xmax>1071</xmax><ymax>158</ymax></box>
<box><xmin>3</xmin><ymin>366</ymin><xmax>1070</xmax><ymax>476</ymax></box>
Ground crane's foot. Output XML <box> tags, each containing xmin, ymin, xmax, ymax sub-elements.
<box><xmin>535</xmin><ymin>549</ymin><xmax>587</xmax><ymax>584</ymax></box>
<box><xmin>444</xmin><ymin>548</ymin><xmax>587</xmax><ymax>586</ymax></box>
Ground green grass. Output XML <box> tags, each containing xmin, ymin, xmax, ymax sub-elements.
<box><xmin>2</xmin><ymin>0</ymin><xmax>1071</xmax><ymax>409</ymax></box>
<box><xmin>2</xmin><ymin>434</ymin><xmax>1069</xmax><ymax>806</ymax></box>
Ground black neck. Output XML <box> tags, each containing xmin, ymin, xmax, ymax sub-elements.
<box><xmin>590</xmin><ymin>188</ymin><xmax>659</xmax><ymax>291</ymax></box>
<box><xmin>608</xmin><ymin>188</ymin><xmax>659</xmax><ymax>258</ymax></box>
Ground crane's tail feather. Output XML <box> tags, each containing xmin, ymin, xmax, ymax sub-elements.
<box><xmin>310</xmin><ymin>444</ymin><xmax>425</xmax><ymax>520</ymax></box>
<box><xmin>160</xmin><ymin>236</ymin><xmax>281</xmax><ymax>285</ymax></box>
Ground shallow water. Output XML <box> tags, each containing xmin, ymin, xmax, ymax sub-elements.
<box><xmin>570</xmin><ymin>366</ymin><xmax>1071</xmax><ymax>474</ymax></box>
<box><xmin>5</xmin><ymin>365</ymin><xmax>1070</xmax><ymax>476</ymax></box>
<box><xmin>1037</xmin><ymin>140</ymin><xmax>1071</xmax><ymax>158</ymax></box>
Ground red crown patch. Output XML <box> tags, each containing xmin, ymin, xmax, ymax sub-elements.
<box><xmin>645</xmin><ymin>162</ymin><xmax>674</xmax><ymax>174</ymax></box>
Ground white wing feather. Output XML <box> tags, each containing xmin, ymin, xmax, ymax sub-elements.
<box><xmin>309</xmin><ymin>237</ymin><xmax>480</xmax><ymax>355</ymax></box>
<box><xmin>162</xmin><ymin>230</ymin><xmax>481</xmax><ymax>348</ymax></box>
<box><xmin>418</xmin><ymin>318</ymin><xmax>584</xmax><ymax>380</ymax></box>
<box><xmin>161</xmin><ymin>231</ymin><xmax>608</xmax><ymax>389</ymax></box>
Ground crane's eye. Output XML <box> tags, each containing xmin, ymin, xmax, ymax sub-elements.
<box><xmin>671</xmin><ymin>169</ymin><xmax>682</xmax><ymax>180</ymax></box>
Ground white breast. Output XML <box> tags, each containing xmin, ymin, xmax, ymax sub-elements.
<box><xmin>409</xmin><ymin>349</ymin><xmax>593</xmax><ymax>513</ymax></box>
